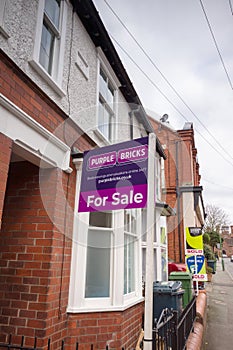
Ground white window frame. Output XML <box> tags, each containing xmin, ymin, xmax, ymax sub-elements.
<box><xmin>95</xmin><ymin>48</ymin><xmax>120</xmax><ymax>144</ymax></box>
<box><xmin>30</xmin><ymin>0</ymin><xmax>67</xmax><ymax>97</ymax></box>
<box><xmin>124</xmin><ymin>209</ymin><xmax>138</xmax><ymax>296</ymax></box>
<box><xmin>85</xmin><ymin>212</ymin><xmax>114</xmax><ymax>300</ymax></box>
<box><xmin>68</xmin><ymin>160</ymin><xmax>143</xmax><ymax>313</ymax></box>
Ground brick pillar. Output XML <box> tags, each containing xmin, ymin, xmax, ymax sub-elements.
<box><xmin>0</xmin><ymin>133</ymin><xmax>12</xmax><ymax>230</ymax></box>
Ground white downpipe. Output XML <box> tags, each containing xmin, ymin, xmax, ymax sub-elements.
<box><xmin>143</xmin><ymin>133</ymin><xmax>156</xmax><ymax>350</ymax></box>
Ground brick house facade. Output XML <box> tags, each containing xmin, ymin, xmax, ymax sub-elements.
<box><xmin>0</xmin><ymin>1</ymin><xmax>167</xmax><ymax>348</ymax></box>
<box><xmin>149</xmin><ymin>117</ymin><xmax>205</xmax><ymax>263</ymax></box>
<box><xmin>222</xmin><ymin>226</ymin><xmax>233</xmax><ymax>257</ymax></box>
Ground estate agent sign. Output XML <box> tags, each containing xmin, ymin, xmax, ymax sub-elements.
<box><xmin>78</xmin><ymin>136</ymin><xmax>148</xmax><ymax>212</ymax></box>
<box><xmin>186</xmin><ymin>255</ymin><xmax>207</xmax><ymax>282</ymax></box>
<box><xmin>185</xmin><ymin>227</ymin><xmax>207</xmax><ymax>283</ymax></box>
<box><xmin>185</xmin><ymin>227</ymin><xmax>203</xmax><ymax>255</ymax></box>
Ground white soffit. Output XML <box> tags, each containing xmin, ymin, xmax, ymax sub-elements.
<box><xmin>0</xmin><ymin>94</ymin><xmax>72</xmax><ymax>173</ymax></box>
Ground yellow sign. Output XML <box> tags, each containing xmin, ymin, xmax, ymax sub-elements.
<box><xmin>185</xmin><ymin>227</ymin><xmax>203</xmax><ymax>255</ymax></box>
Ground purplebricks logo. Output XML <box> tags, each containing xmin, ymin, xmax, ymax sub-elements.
<box><xmin>89</xmin><ymin>151</ymin><xmax>117</xmax><ymax>170</ymax></box>
<box><xmin>88</xmin><ymin>145</ymin><xmax>148</xmax><ymax>170</ymax></box>
<box><xmin>118</xmin><ymin>145</ymin><xmax>148</xmax><ymax>164</ymax></box>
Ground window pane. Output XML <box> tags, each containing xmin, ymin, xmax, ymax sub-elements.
<box><xmin>39</xmin><ymin>21</ymin><xmax>54</xmax><ymax>74</ymax></box>
<box><xmin>124</xmin><ymin>241</ymin><xmax>127</xmax><ymax>293</ymax></box>
<box><xmin>98</xmin><ymin>101</ymin><xmax>104</xmax><ymax>128</ymax></box>
<box><xmin>124</xmin><ymin>235</ymin><xmax>135</xmax><ymax>294</ymax></box>
<box><xmin>98</xmin><ymin>67</ymin><xmax>115</xmax><ymax>141</ymax></box>
<box><xmin>103</xmin><ymin>106</ymin><xmax>111</xmax><ymax>140</ymax></box>
<box><xmin>131</xmin><ymin>209</ymin><xmax>136</xmax><ymax>233</ymax></box>
<box><xmin>141</xmin><ymin>209</ymin><xmax>156</xmax><ymax>241</ymax></box>
<box><xmin>142</xmin><ymin>248</ymin><xmax>157</xmax><ymax>282</ymax></box>
<box><xmin>142</xmin><ymin>248</ymin><xmax>146</xmax><ymax>281</ymax></box>
<box><xmin>160</xmin><ymin>227</ymin><xmax>166</xmax><ymax>244</ymax></box>
<box><xmin>85</xmin><ymin>229</ymin><xmax>111</xmax><ymax>298</ymax></box>
<box><xmin>99</xmin><ymin>69</ymin><xmax>108</xmax><ymax>100</ymax></box>
<box><xmin>124</xmin><ymin>209</ymin><xmax>137</xmax><ymax>295</ymax></box>
<box><xmin>124</xmin><ymin>209</ymin><xmax>137</xmax><ymax>233</ymax></box>
<box><xmin>141</xmin><ymin>209</ymin><xmax>147</xmax><ymax>242</ymax></box>
<box><xmin>89</xmin><ymin>212</ymin><xmax>112</xmax><ymax>228</ymax></box>
<box><xmin>45</xmin><ymin>0</ymin><xmax>60</xmax><ymax>28</ymax></box>
<box><xmin>161</xmin><ymin>249</ymin><xmax>167</xmax><ymax>281</ymax></box>
<box><xmin>128</xmin><ymin>236</ymin><xmax>135</xmax><ymax>292</ymax></box>
<box><xmin>107</xmin><ymin>82</ymin><xmax>114</xmax><ymax>106</ymax></box>
<box><xmin>153</xmin><ymin>250</ymin><xmax>157</xmax><ymax>281</ymax></box>
<box><xmin>98</xmin><ymin>100</ymin><xmax>112</xmax><ymax>141</ymax></box>
<box><xmin>124</xmin><ymin>211</ymin><xmax>130</xmax><ymax>232</ymax></box>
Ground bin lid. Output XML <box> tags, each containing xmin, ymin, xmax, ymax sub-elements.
<box><xmin>169</xmin><ymin>272</ymin><xmax>192</xmax><ymax>280</ymax></box>
<box><xmin>153</xmin><ymin>280</ymin><xmax>182</xmax><ymax>293</ymax></box>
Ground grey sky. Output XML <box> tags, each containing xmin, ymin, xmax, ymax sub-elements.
<box><xmin>93</xmin><ymin>0</ymin><xmax>233</xmax><ymax>224</ymax></box>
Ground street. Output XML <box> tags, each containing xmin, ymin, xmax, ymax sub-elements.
<box><xmin>204</xmin><ymin>259</ymin><xmax>233</xmax><ymax>350</ymax></box>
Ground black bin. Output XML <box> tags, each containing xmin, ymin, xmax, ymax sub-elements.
<box><xmin>153</xmin><ymin>281</ymin><xmax>184</xmax><ymax>322</ymax></box>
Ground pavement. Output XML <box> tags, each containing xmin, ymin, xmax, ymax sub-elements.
<box><xmin>203</xmin><ymin>259</ymin><xmax>233</xmax><ymax>350</ymax></box>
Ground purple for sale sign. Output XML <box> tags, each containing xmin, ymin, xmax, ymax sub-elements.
<box><xmin>78</xmin><ymin>137</ymin><xmax>148</xmax><ymax>212</ymax></box>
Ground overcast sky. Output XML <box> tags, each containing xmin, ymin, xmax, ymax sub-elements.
<box><xmin>93</xmin><ymin>0</ymin><xmax>233</xmax><ymax>225</ymax></box>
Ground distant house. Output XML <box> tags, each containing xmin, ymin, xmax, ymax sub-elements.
<box><xmin>221</xmin><ymin>225</ymin><xmax>231</xmax><ymax>234</ymax></box>
<box><xmin>222</xmin><ymin>226</ymin><xmax>233</xmax><ymax>256</ymax></box>
<box><xmin>149</xmin><ymin>116</ymin><xmax>206</xmax><ymax>263</ymax></box>
<box><xmin>0</xmin><ymin>0</ymin><xmax>169</xmax><ymax>348</ymax></box>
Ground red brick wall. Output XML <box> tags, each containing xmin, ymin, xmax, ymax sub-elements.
<box><xmin>66</xmin><ymin>302</ymin><xmax>144</xmax><ymax>349</ymax></box>
<box><xmin>0</xmin><ymin>163</ymin><xmax>56</xmax><ymax>345</ymax></box>
<box><xmin>0</xmin><ymin>161</ymin><xmax>78</xmax><ymax>348</ymax></box>
<box><xmin>0</xmin><ymin>134</ymin><xmax>12</xmax><ymax>230</ymax></box>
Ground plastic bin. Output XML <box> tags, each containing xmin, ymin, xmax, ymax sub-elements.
<box><xmin>153</xmin><ymin>281</ymin><xmax>184</xmax><ymax>322</ymax></box>
<box><xmin>169</xmin><ymin>272</ymin><xmax>193</xmax><ymax>308</ymax></box>
<box><xmin>207</xmin><ymin>260</ymin><xmax>216</xmax><ymax>274</ymax></box>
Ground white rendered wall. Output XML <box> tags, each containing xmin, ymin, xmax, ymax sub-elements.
<box><xmin>0</xmin><ymin>0</ymin><xmax>147</xmax><ymax>146</ymax></box>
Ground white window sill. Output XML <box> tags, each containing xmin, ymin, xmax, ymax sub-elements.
<box><xmin>29</xmin><ymin>59</ymin><xmax>66</xmax><ymax>97</ymax></box>
<box><xmin>67</xmin><ymin>296</ymin><xmax>144</xmax><ymax>314</ymax></box>
<box><xmin>93</xmin><ymin>128</ymin><xmax>112</xmax><ymax>146</ymax></box>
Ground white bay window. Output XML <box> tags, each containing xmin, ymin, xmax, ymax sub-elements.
<box><xmin>68</xmin><ymin>161</ymin><xmax>143</xmax><ymax>312</ymax></box>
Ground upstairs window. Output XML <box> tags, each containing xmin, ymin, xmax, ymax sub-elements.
<box><xmin>39</xmin><ymin>0</ymin><xmax>61</xmax><ymax>75</ymax></box>
<box><xmin>98</xmin><ymin>67</ymin><xmax>116</xmax><ymax>142</ymax></box>
<box><xmin>31</xmin><ymin>0</ymin><xmax>67</xmax><ymax>96</ymax></box>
